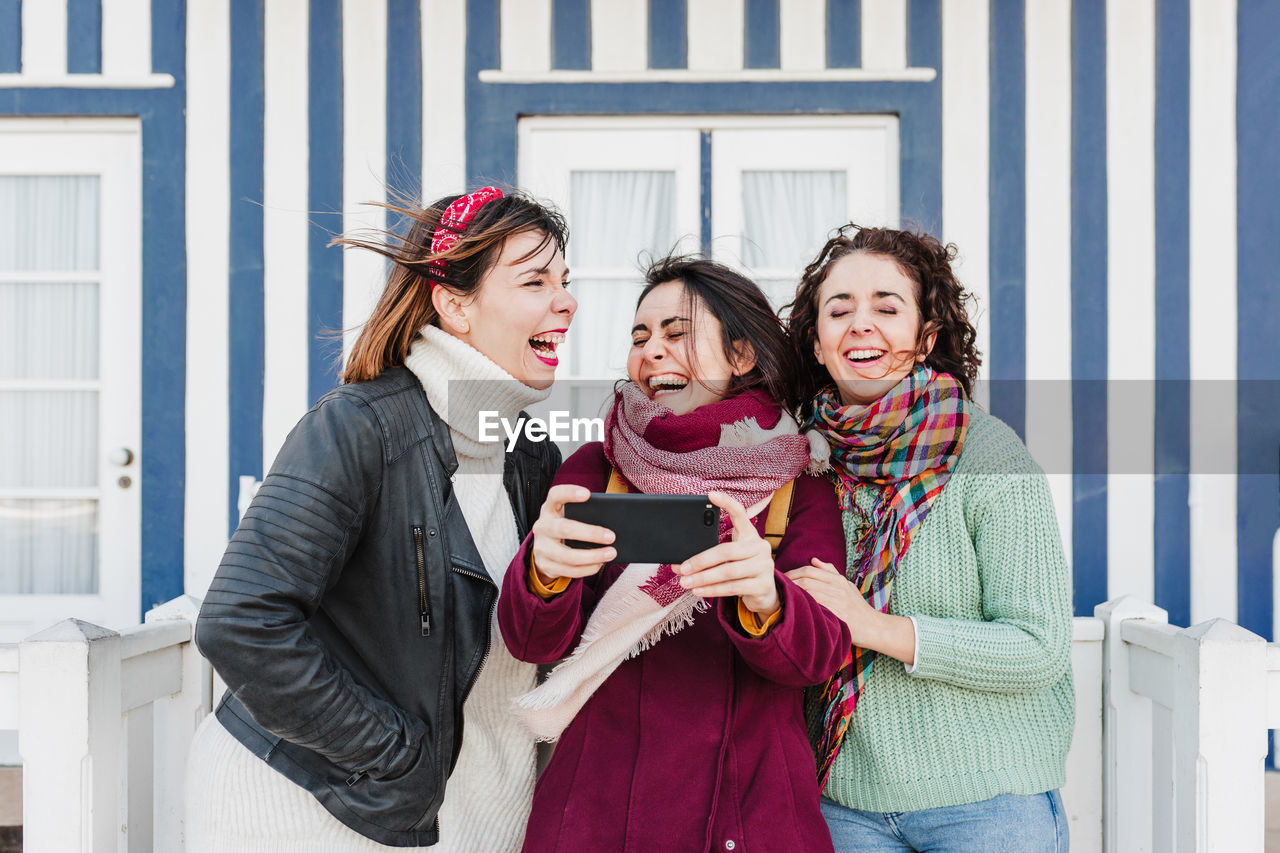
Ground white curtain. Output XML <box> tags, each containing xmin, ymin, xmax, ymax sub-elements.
<box><xmin>0</xmin><ymin>176</ymin><xmax>100</xmax><ymax>595</ymax></box>
<box><xmin>741</xmin><ymin>170</ymin><xmax>847</xmax><ymax>312</ymax></box>
<box><xmin>566</xmin><ymin>171</ymin><xmax>676</xmax><ymax>380</ymax></box>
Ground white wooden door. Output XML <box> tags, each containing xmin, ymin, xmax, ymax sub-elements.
<box><xmin>0</xmin><ymin>119</ymin><xmax>142</xmax><ymax>642</ymax></box>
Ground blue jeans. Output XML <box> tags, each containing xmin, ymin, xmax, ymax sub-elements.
<box><xmin>820</xmin><ymin>790</ymin><xmax>1068</xmax><ymax>853</ymax></box>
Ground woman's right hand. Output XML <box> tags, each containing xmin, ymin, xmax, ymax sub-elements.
<box><xmin>530</xmin><ymin>484</ymin><xmax>616</xmax><ymax>583</ymax></box>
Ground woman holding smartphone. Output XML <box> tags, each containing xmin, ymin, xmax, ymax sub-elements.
<box><xmin>784</xmin><ymin>225</ymin><xmax>1073</xmax><ymax>852</ymax></box>
<box><xmin>189</xmin><ymin>188</ymin><xmax>574</xmax><ymax>852</ymax></box>
<box><xmin>498</xmin><ymin>256</ymin><xmax>851</xmax><ymax>853</ymax></box>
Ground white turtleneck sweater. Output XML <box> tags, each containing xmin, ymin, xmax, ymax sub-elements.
<box><xmin>186</xmin><ymin>326</ymin><xmax>548</xmax><ymax>852</ymax></box>
<box><xmin>404</xmin><ymin>325</ymin><xmax>548</xmax><ymax>853</ymax></box>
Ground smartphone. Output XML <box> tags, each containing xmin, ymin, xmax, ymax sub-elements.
<box><xmin>564</xmin><ymin>493</ymin><xmax>721</xmax><ymax>565</ymax></box>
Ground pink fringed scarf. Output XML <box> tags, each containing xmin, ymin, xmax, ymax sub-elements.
<box><xmin>512</xmin><ymin>384</ymin><xmax>815</xmax><ymax>741</ymax></box>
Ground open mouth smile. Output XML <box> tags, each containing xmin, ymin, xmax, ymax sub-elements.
<box><xmin>843</xmin><ymin>347</ymin><xmax>887</xmax><ymax>367</ymax></box>
<box><xmin>646</xmin><ymin>372</ymin><xmax>689</xmax><ymax>398</ymax></box>
<box><xmin>529</xmin><ymin>330</ymin><xmax>566</xmax><ymax>366</ymax></box>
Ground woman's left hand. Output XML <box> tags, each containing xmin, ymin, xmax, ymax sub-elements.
<box><xmin>787</xmin><ymin>559</ymin><xmax>916</xmax><ymax>665</ymax></box>
<box><xmin>785</xmin><ymin>558</ymin><xmax>871</xmax><ymax>630</ymax></box>
<box><xmin>674</xmin><ymin>491</ymin><xmax>779</xmax><ymax>617</ymax></box>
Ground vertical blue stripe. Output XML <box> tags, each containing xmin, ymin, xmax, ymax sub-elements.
<box><xmin>151</xmin><ymin>0</ymin><xmax>181</xmax><ymax>73</ymax></box>
<box><xmin>386</xmin><ymin>0</ymin><xmax>422</xmax><ymax>200</ymax></box>
<box><xmin>648</xmin><ymin>0</ymin><xmax>687</xmax><ymax>69</ymax></box>
<box><xmin>552</xmin><ymin>0</ymin><xmax>591</xmax><ymax>70</ymax></box>
<box><xmin>1153</xmin><ymin>0</ymin><xmax>1191</xmax><ymax>629</ymax></box>
<box><xmin>141</xmin><ymin>0</ymin><xmax>187</xmax><ymax>612</ymax></box>
<box><xmin>903</xmin><ymin>0</ymin><xmax>942</xmax><ymax>232</ymax></box>
<box><xmin>0</xmin><ymin>0</ymin><xmax>20</xmax><ymax>73</ymax></box>
<box><xmin>988</xmin><ymin>0</ymin><xmax>1026</xmax><ymax>440</ymax></box>
<box><xmin>1070</xmin><ymin>0</ymin><xmax>1108</xmax><ymax>616</ymax></box>
<box><xmin>826</xmin><ymin>0</ymin><xmax>861</xmax><ymax>68</ymax></box>
<box><xmin>1237</xmin><ymin>0</ymin><xmax>1280</xmax><ymax>644</ymax></box>
<box><xmin>744</xmin><ymin>0</ymin><xmax>779</xmax><ymax>70</ymax></box>
<box><xmin>66</xmin><ymin>0</ymin><xmax>101</xmax><ymax>74</ymax></box>
<box><xmin>309</xmin><ymin>0</ymin><xmax>343</xmax><ymax>403</ymax></box>
<box><xmin>699</xmin><ymin>130</ymin><xmax>712</xmax><ymax>254</ymax></box>
<box><xmin>227</xmin><ymin>0</ymin><xmax>265</xmax><ymax>535</ymax></box>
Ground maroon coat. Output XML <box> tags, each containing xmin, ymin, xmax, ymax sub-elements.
<box><xmin>498</xmin><ymin>431</ymin><xmax>850</xmax><ymax>852</ymax></box>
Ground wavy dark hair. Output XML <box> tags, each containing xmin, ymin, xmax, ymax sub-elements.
<box><xmin>784</xmin><ymin>224</ymin><xmax>981</xmax><ymax>413</ymax></box>
<box><xmin>334</xmin><ymin>189</ymin><xmax>568</xmax><ymax>383</ymax></box>
<box><xmin>638</xmin><ymin>255</ymin><xmax>797</xmax><ymax>408</ymax></box>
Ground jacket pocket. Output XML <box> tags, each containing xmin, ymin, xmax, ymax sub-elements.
<box><xmin>412</xmin><ymin>525</ymin><xmax>431</xmax><ymax>636</ymax></box>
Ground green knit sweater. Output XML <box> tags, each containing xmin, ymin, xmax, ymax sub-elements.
<box><xmin>823</xmin><ymin>408</ymin><xmax>1075</xmax><ymax>812</ymax></box>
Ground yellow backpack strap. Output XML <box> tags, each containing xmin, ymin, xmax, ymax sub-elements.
<box><xmin>606</xmin><ymin>468</ymin><xmax>628</xmax><ymax>494</ymax></box>
<box><xmin>763</xmin><ymin>479</ymin><xmax>796</xmax><ymax>558</ymax></box>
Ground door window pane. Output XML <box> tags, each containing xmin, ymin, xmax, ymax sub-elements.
<box><xmin>568</xmin><ymin>171</ymin><xmax>676</xmax><ymax>378</ymax></box>
<box><xmin>0</xmin><ymin>175</ymin><xmax>101</xmax><ymax>595</ymax></box>
<box><xmin>0</xmin><ymin>282</ymin><xmax>99</xmax><ymax>379</ymax></box>
<box><xmin>0</xmin><ymin>176</ymin><xmax>99</xmax><ymax>271</ymax></box>
<box><xmin>741</xmin><ymin>171</ymin><xmax>846</xmax><ymax>308</ymax></box>
<box><xmin>0</xmin><ymin>391</ymin><xmax>98</xmax><ymax>488</ymax></box>
<box><xmin>570</xmin><ymin>171</ymin><xmax>676</xmax><ymax>268</ymax></box>
<box><xmin>0</xmin><ymin>500</ymin><xmax>97</xmax><ymax>594</ymax></box>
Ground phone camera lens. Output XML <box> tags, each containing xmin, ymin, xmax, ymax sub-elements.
<box><xmin>703</xmin><ymin>508</ymin><xmax>715</xmax><ymax>526</ymax></box>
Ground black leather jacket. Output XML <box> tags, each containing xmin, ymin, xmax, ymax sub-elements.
<box><xmin>195</xmin><ymin>367</ymin><xmax>559</xmax><ymax>847</ymax></box>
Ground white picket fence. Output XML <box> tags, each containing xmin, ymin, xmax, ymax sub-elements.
<box><xmin>0</xmin><ymin>594</ymin><xmax>1272</xmax><ymax>851</ymax></box>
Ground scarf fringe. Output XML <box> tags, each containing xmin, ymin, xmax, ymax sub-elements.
<box><xmin>511</xmin><ymin>564</ymin><xmax>708</xmax><ymax>742</ymax></box>
<box><xmin>805</xmin><ymin>429</ymin><xmax>832</xmax><ymax>475</ymax></box>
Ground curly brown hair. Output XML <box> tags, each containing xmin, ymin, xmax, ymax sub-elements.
<box><xmin>783</xmin><ymin>224</ymin><xmax>981</xmax><ymax>413</ymax></box>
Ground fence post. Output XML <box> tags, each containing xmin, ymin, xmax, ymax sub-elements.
<box><xmin>1096</xmin><ymin>595</ymin><xmax>1167</xmax><ymax>853</ymax></box>
<box><xmin>1170</xmin><ymin>618</ymin><xmax>1267</xmax><ymax>851</ymax></box>
<box><xmin>146</xmin><ymin>594</ymin><xmax>212</xmax><ymax>853</ymax></box>
<box><xmin>18</xmin><ymin>619</ymin><xmax>123</xmax><ymax>852</ymax></box>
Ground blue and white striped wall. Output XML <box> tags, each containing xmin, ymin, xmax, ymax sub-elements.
<box><xmin>2</xmin><ymin>0</ymin><xmax>1277</xmax><ymax>644</ymax></box>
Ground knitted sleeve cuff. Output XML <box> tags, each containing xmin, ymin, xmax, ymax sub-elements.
<box><xmin>905</xmin><ymin>614</ymin><xmax>956</xmax><ymax>681</ymax></box>
<box><xmin>903</xmin><ymin>615</ymin><xmax>921</xmax><ymax>673</ymax></box>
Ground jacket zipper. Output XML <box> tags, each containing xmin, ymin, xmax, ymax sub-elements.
<box><xmin>451</xmin><ymin>565</ymin><xmax>497</xmax><ymax>704</ymax></box>
<box><xmin>413</xmin><ymin>526</ymin><xmax>431</xmax><ymax>636</ymax></box>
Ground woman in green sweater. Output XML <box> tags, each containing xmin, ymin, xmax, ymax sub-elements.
<box><xmin>783</xmin><ymin>225</ymin><xmax>1073</xmax><ymax>852</ymax></box>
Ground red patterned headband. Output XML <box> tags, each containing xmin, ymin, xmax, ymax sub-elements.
<box><xmin>428</xmin><ymin>186</ymin><xmax>505</xmax><ymax>276</ymax></box>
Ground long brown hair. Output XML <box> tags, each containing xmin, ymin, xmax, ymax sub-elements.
<box><xmin>784</xmin><ymin>224</ymin><xmax>981</xmax><ymax>413</ymax></box>
<box><xmin>335</xmin><ymin>191</ymin><xmax>568</xmax><ymax>383</ymax></box>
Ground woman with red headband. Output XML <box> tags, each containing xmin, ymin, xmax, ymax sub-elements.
<box><xmin>188</xmin><ymin>189</ymin><xmax>575</xmax><ymax>851</ymax></box>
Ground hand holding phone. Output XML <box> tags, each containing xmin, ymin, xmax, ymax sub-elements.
<box><xmin>529</xmin><ymin>484</ymin><xmax>618</xmax><ymax>584</ymax></box>
<box><xmin>564</xmin><ymin>493</ymin><xmax>720</xmax><ymax>565</ymax></box>
<box><xmin>673</xmin><ymin>492</ymin><xmax>780</xmax><ymax>617</ymax></box>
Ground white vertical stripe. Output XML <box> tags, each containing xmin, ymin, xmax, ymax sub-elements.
<box><xmin>941</xmin><ymin>0</ymin><xmax>990</xmax><ymax>409</ymax></box>
<box><xmin>20</xmin><ymin>0</ymin><xmax>67</xmax><ymax>77</ymax></box>
<box><xmin>861</xmin><ymin>0</ymin><xmax>907</xmax><ymax>71</ymax></box>
<box><xmin>1187</xmin><ymin>0</ymin><xmax>1237</xmax><ymax>623</ymax></box>
<box><xmin>262</xmin><ymin>0</ymin><xmax>310</xmax><ymax>471</ymax></box>
<box><xmin>687</xmin><ymin>0</ymin><xmax>744</xmax><ymax>71</ymax></box>
<box><xmin>500</xmin><ymin>0</ymin><xmax>551</xmax><ymax>73</ymax></box>
<box><xmin>342</xmin><ymin>0</ymin><xmax>388</xmax><ymax>356</ymax></box>
<box><xmin>422</xmin><ymin>0</ymin><xmax>466</xmax><ymax>202</ymax></box>
<box><xmin>183</xmin><ymin>0</ymin><xmax>230</xmax><ymax>596</ymax></box>
<box><xmin>1024</xmin><ymin>0</ymin><xmax>1073</xmax><ymax>565</ymax></box>
<box><xmin>591</xmin><ymin>0</ymin><xmax>647</xmax><ymax>72</ymax></box>
<box><xmin>779</xmin><ymin>0</ymin><xmax>825</xmax><ymax>71</ymax></box>
<box><xmin>101</xmin><ymin>0</ymin><xmax>152</xmax><ymax>78</ymax></box>
<box><xmin>1105</xmin><ymin>0</ymin><xmax>1156</xmax><ymax>603</ymax></box>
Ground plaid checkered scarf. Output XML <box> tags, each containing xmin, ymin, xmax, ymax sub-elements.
<box><xmin>806</xmin><ymin>364</ymin><xmax>968</xmax><ymax>787</ymax></box>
